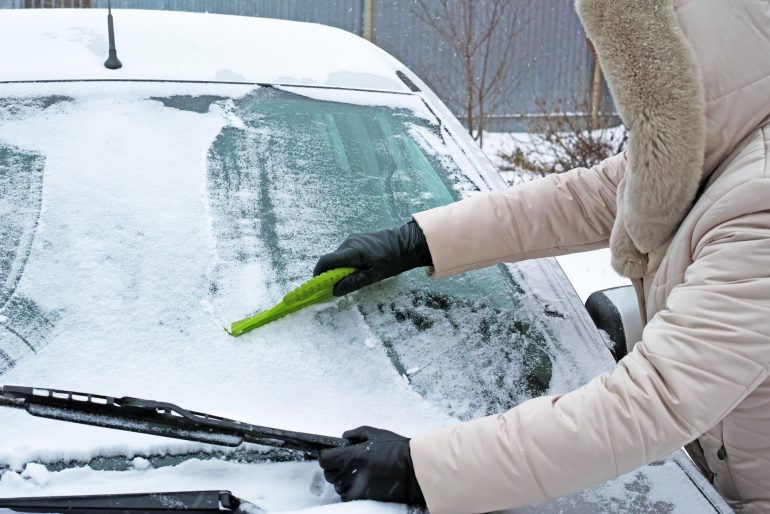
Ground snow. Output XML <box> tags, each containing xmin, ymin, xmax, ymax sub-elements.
<box><xmin>503</xmin><ymin>258</ymin><xmax>616</xmax><ymax>398</ymax></box>
<box><xmin>408</xmin><ymin>123</ymin><xmax>487</xmax><ymax>196</ymax></box>
<box><xmin>0</xmin><ymin>454</ymin><xmax>727</xmax><ymax>513</ymax></box>
<box><xmin>482</xmin><ymin>128</ymin><xmax>626</xmax><ymax>186</ymax></box>
<box><xmin>556</xmin><ymin>249</ymin><xmax>630</xmax><ymax>302</ymax></box>
<box><xmin>0</xmin><ymin>9</ymin><xmax>408</xmax><ymax>93</ymax></box>
<box><xmin>0</xmin><ymin>459</ymin><xmax>341</xmax><ymax>513</ymax></box>
<box><xmin>131</xmin><ymin>457</ymin><xmax>151</xmax><ymax>470</ymax></box>
<box><xmin>19</xmin><ymin>463</ymin><xmax>51</xmax><ymax>487</ymax></box>
<box><xmin>481</xmin><ymin>131</ymin><xmax>545</xmax><ymax>184</ymax></box>
<box><xmin>0</xmin><ymin>458</ymin><xmax>417</xmax><ymax>513</ymax></box>
<box><xmin>518</xmin><ymin>455</ymin><xmax>730</xmax><ymax>513</ymax></box>
<box><xmin>277</xmin><ymin>87</ymin><xmax>429</xmax><ymax>116</ymax></box>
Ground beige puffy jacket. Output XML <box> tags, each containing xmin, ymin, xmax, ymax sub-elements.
<box><xmin>409</xmin><ymin>1</ymin><xmax>770</xmax><ymax>513</ymax></box>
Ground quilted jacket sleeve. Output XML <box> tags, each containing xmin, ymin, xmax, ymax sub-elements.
<box><xmin>412</xmin><ymin>152</ymin><xmax>625</xmax><ymax>278</ymax></box>
<box><xmin>410</xmin><ymin>189</ymin><xmax>770</xmax><ymax>514</ymax></box>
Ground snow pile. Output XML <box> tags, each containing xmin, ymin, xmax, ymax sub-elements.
<box><xmin>19</xmin><ymin>463</ymin><xmax>51</xmax><ymax>487</ymax></box>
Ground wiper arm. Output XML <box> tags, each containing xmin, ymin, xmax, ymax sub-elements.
<box><xmin>0</xmin><ymin>385</ymin><xmax>347</xmax><ymax>455</ymax></box>
<box><xmin>0</xmin><ymin>490</ymin><xmax>255</xmax><ymax>513</ymax></box>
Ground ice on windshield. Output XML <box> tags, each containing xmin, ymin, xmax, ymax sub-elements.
<box><xmin>203</xmin><ymin>86</ymin><xmax>554</xmax><ymax>420</ymax></box>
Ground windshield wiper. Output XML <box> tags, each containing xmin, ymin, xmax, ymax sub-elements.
<box><xmin>0</xmin><ymin>385</ymin><xmax>347</xmax><ymax>456</ymax></box>
<box><xmin>0</xmin><ymin>490</ymin><xmax>256</xmax><ymax>513</ymax></box>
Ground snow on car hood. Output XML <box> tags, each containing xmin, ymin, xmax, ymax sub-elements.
<box><xmin>0</xmin><ymin>9</ymin><xmax>408</xmax><ymax>92</ymax></box>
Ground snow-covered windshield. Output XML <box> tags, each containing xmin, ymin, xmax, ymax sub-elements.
<box><xmin>0</xmin><ymin>82</ymin><xmax>549</xmax><ymax>453</ymax></box>
<box><xmin>0</xmin><ymin>83</ymin><xmax>725</xmax><ymax>513</ymax></box>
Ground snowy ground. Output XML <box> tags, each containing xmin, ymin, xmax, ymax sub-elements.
<box><xmin>481</xmin><ymin>132</ymin><xmax>630</xmax><ymax>302</ymax></box>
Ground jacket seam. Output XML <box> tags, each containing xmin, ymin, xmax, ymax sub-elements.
<box><xmin>763</xmin><ymin>125</ymin><xmax>769</xmax><ymax>178</ymax></box>
<box><xmin>515</xmin><ymin>408</ymin><xmax>549</xmax><ymax>499</ymax></box>
<box><xmin>701</xmin><ymin>159</ymin><xmax>766</xmax><ymax>204</ymax></box>
<box><xmin>706</xmin><ymin>74</ymin><xmax>770</xmax><ymax>105</ymax></box>
<box><xmin>710</xmin><ymin>369</ymin><xmax>768</xmax><ymax>436</ymax></box>
<box><xmin>725</xmin><ymin>443</ymin><xmax>770</xmax><ymax>467</ymax></box>
<box><xmin>693</xmin><ymin>179</ymin><xmax>770</xmax><ymax>257</ymax></box>
<box><xmin>725</xmin><ymin>465</ymin><xmax>770</xmax><ymax>491</ymax></box>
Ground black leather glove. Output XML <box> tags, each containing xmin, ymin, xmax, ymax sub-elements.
<box><xmin>319</xmin><ymin>426</ymin><xmax>425</xmax><ymax>506</ymax></box>
<box><xmin>313</xmin><ymin>220</ymin><xmax>432</xmax><ymax>296</ymax></box>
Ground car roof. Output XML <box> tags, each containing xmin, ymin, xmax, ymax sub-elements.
<box><xmin>0</xmin><ymin>8</ymin><xmax>410</xmax><ymax>92</ymax></box>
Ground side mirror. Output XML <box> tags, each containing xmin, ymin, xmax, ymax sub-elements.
<box><xmin>585</xmin><ymin>285</ymin><xmax>642</xmax><ymax>361</ymax></box>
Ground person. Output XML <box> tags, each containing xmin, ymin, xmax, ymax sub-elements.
<box><xmin>315</xmin><ymin>0</ymin><xmax>770</xmax><ymax>512</ymax></box>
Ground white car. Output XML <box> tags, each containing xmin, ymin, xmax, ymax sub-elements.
<box><xmin>0</xmin><ymin>8</ymin><xmax>729</xmax><ymax>513</ymax></box>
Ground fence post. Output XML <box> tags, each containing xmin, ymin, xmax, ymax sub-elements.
<box><xmin>588</xmin><ymin>39</ymin><xmax>603</xmax><ymax>130</ymax></box>
<box><xmin>362</xmin><ymin>0</ymin><xmax>374</xmax><ymax>41</ymax></box>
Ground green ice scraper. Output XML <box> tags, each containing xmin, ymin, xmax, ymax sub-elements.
<box><xmin>227</xmin><ymin>267</ymin><xmax>356</xmax><ymax>337</ymax></box>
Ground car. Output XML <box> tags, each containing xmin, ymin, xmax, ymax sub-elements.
<box><xmin>0</xmin><ymin>7</ymin><xmax>731</xmax><ymax>513</ymax></box>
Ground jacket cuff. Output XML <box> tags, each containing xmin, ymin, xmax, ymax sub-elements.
<box><xmin>412</xmin><ymin>192</ymin><xmax>520</xmax><ymax>279</ymax></box>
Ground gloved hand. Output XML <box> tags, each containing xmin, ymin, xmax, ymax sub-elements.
<box><xmin>313</xmin><ymin>220</ymin><xmax>432</xmax><ymax>296</ymax></box>
<box><xmin>319</xmin><ymin>426</ymin><xmax>425</xmax><ymax>506</ymax></box>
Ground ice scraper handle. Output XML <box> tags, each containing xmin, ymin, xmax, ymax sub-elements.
<box><xmin>313</xmin><ymin>220</ymin><xmax>432</xmax><ymax>296</ymax></box>
<box><xmin>228</xmin><ymin>267</ymin><xmax>357</xmax><ymax>336</ymax></box>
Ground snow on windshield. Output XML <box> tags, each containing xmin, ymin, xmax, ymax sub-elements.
<box><xmin>0</xmin><ymin>98</ymin><xmax>59</xmax><ymax>376</ymax></box>
<box><xmin>0</xmin><ymin>83</ymin><xmax>725</xmax><ymax>512</ymax></box>
<box><xmin>0</xmin><ymin>83</ymin><xmax>469</xmax><ymax>461</ymax></box>
<box><xmin>0</xmin><ymin>82</ymin><xmax>551</xmax><ymax>455</ymax></box>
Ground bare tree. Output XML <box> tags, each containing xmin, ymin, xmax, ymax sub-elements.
<box><xmin>413</xmin><ymin>0</ymin><xmax>529</xmax><ymax>148</ymax></box>
<box><xmin>497</xmin><ymin>96</ymin><xmax>627</xmax><ymax>182</ymax></box>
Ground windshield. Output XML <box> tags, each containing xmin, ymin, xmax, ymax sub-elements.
<box><xmin>0</xmin><ymin>83</ymin><xmax>719</xmax><ymax>513</ymax></box>
<box><xmin>0</xmin><ymin>82</ymin><xmax>550</xmax><ymax>451</ymax></box>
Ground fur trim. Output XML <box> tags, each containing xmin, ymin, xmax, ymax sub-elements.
<box><xmin>576</xmin><ymin>0</ymin><xmax>706</xmax><ymax>277</ymax></box>
<box><xmin>610</xmin><ymin>179</ymin><xmax>649</xmax><ymax>277</ymax></box>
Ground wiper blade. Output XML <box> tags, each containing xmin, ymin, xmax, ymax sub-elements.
<box><xmin>0</xmin><ymin>385</ymin><xmax>347</xmax><ymax>455</ymax></box>
<box><xmin>0</xmin><ymin>490</ymin><xmax>256</xmax><ymax>513</ymax></box>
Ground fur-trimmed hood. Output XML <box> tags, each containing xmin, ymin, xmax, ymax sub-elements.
<box><xmin>576</xmin><ymin>0</ymin><xmax>770</xmax><ymax>278</ymax></box>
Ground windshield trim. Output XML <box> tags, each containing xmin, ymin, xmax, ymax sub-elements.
<box><xmin>0</xmin><ymin>79</ymin><xmax>416</xmax><ymax>97</ymax></box>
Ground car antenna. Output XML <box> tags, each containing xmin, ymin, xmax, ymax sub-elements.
<box><xmin>103</xmin><ymin>0</ymin><xmax>123</xmax><ymax>69</ymax></box>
